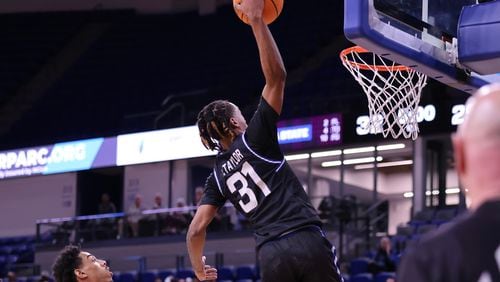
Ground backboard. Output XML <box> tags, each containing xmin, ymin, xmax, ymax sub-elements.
<box><xmin>344</xmin><ymin>0</ymin><xmax>500</xmax><ymax>94</ymax></box>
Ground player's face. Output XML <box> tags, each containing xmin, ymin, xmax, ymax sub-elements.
<box><xmin>77</xmin><ymin>252</ymin><xmax>113</xmax><ymax>282</ymax></box>
<box><xmin>230</xmin><ymin>103</ymin><xmax>247</xmax><ymax>132</ymax></box>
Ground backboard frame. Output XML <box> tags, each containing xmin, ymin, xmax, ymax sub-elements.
<box><xmin>344</xmin><ymin>0</ymin><xmax>489</xmax><ymax>94</ymax></box>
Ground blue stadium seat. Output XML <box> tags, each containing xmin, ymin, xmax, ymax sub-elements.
<box><xmin>26</xmin><ymin>275</ymin><xmax>40</xmax><ymax>282</ymax></box>
<box><xmin>374</xmin><ymin>272</ymin><xmax>395</xmax><ymax>282</ymax></box>
<box><xmin>175</xmin><ymin>269</ymin><xmax>194</xmax><ymax>279</ymax></box>
<box><xmin>0</xmin><ymin>246</ymin><xmax>13</xmax><ymax>255</ymax></box>
<box><xmin>6</xmin><ymin>254</ymin><xmax>18</xmax><ymax>264</ymax></box>
<box><xmin>416</xmin><ymin>224</ymin><xmax>437</xmax><ymax>235</ymax></box>
<box><xmin>351</xmin><ymin>273</ymin><xmax>373</xmax><ymax>282</ymax></box>
<box><xmin>409</xmin><ymin>209</ymin><xmax>435</xmax><ymax>225</ymax></box>
<box><xmin>349</xmin><ymin>258</ymin><xmax>371</xmax><ymax>276</ymax></box>
<box><xmin>157</xmin><ymin>270</ymin><xmax>174</xmax><ymax>281</ymax></box>
<box><xmin>118</xmin><ymin>272</ymin><xmax>136</xmax><ymax>282</ymax></box>
<box><xmin>218</xmin><ymin>266</ymin><xmax>235</xmax><ymax>281</ymax></box>
<box><xmin>432</xmin><ymin>208</ymin><xmax>457</xmax><ymax>225</ymax></box>
<box><xmin>396</xmin><ymin>225</ymin><xmax>415</xmax><ymax>237</ymax></box>
<box><xmin>138</xmin><ymin>271</ymin><xmax>156</xmax><ymax>282</ymax></box>
<box><xmin>236</xmin><ymin>266</ymin><xmax>255</xmax><ymax>280</ymax></box>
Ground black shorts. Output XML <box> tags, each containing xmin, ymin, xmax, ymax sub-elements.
<box><xmin>257</xmin><ymin>226</ymin><xmax>344</xmax><ymax>282</ymax></box>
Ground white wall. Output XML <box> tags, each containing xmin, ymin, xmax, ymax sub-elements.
<box><xmin>310</xmin><ymin>179</ymin><xmax>330</xmax><ymax>209</ymax></box>
<box><xmin>379</xmin><ymin>171</ymin><xmax>413</xmax><ymax>195</ymax></box>
<box><xmin>123</xmin><ymin>162</ymin><xmax>170</xmax><ymax>211</ymax></box>
<box><xmin>388</xmin><ymin>197</ymin><xmax>412</xmax><ymax>235</ymax></box>
<box><xmin>0</xmin><ymin>173</ymin><xmax>77</xmax><ymax>237</ymax></box>
<box><xmin>170</xmin><ymin>160</ymin><xmax>189</xmax><ymax>206</ymax></box>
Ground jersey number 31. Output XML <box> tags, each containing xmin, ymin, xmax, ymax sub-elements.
<box><xmin>226</xmin><ymin>161</ymin><xmax>271</xmax><ymax>213</ymax></box>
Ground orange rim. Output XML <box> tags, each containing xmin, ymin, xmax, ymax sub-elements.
<box><xmin>340</xmin><ymin>46</ymin><xmax>412</xmax><ymax>72</ymax></box>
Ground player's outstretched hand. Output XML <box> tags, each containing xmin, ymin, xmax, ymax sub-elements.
<box><xmin>195</xmin><ymin>256</ymin><xmax>217</xmax><ymax>281</ymax></box>
<box><xmin>234</xmin><ymin>0</ymin><xmax>264</xmax><ymax>24</ymax></box>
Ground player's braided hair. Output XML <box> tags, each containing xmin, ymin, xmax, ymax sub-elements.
<box><xmin>197</xmin><ymin>100</ymin><xmax>238</xmax><ymax>152</ymax></box>
<box><xmin>52</xmin><ymin>245</ymin><xmax>82</xmax><ymax>282</ymax></box>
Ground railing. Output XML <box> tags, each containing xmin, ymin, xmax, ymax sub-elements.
<box><xmin>350</xmin><ymin>199</ymin><xmax>389</xmax><ymax>256</ymax></box>
<box><xmin>35</xmin><ymin>203</ymin><xmax>239</xmax><ymax>246</ymax></box>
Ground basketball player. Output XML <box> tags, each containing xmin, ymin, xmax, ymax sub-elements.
<box><xmin>186</xmin><ymin>0</ymin><xmax>343</xmax><ymax>281</ymax></box>
<box><xmin>397</xmin><ymin>84</ymin><xmax>500</xmax><ymax>281</ymax></box>
<box><xmin>52</xmin><ymin>245</ymin><xmax>113</xmax><ymax>282</ymax></box>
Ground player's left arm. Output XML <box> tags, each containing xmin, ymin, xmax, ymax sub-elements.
<box><xmin>235</xmin><ymin>0</ymin><xmax>287</xmax><ymax>115</ymax></box>
<box><xmin>186</xmin><ymin>204</ymin><xmax>219</xmax><ymax>281</ymax></box>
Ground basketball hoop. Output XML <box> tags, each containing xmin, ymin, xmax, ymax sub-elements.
<box><xmin>340</xmin><ymin>46</ymin><xmax>428</xmax><ymax>140</ymax></box>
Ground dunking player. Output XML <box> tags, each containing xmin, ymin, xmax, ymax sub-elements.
<box><xmin>397</xmin><ymin>84</ymin><xmax>500</xmax><ymax>281</ymax></box>
<box><xmin>186</xmin><ymin>0</ymin><xmax>343</xmax><ymax>281</ymax></box>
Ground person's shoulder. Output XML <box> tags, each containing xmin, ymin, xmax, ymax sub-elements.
<box><xmin>250</xmin><ymin>97</ymin><xmax>279</xmax><ymax>121</ymax></box>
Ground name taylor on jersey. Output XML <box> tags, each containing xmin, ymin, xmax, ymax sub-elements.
<box><xmin>221</xmin><ymin>149</ymin><xmax>244</xmax><ymax>176</ymax></box>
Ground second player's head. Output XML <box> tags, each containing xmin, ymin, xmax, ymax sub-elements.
<box><xmin>52</xmin><ymin>245</ymin><xmax>113</xmax><ymax>282</ymax></box>
<box><xmin>197</xmin><ymin>100</ymin><xmax>248</xmax><ymax>151</ymax></box>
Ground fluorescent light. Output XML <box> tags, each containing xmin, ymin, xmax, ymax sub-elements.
<box><xmin>285</xmin><ymin>153</ymin><xmax>310</xmax><ymax>161</ymax></box>
<box><xmin>308</xmin><ymin>143</ymin><xmax>405</xmax><ymax>160</ymax></box>
<box><xmin>354</xmin><ymin>160</ymin><xmax>413</xmax><ymax>170</ymax></box>
<box><xmin>321</xmin><ymin>156</ymin><xmax>383</xmax><ymax>167</ymax></box>
<box><xmin>343</xmin><ymin>146</ymin><xmax>375</xmax><ymax>154</ymax></box>
<box><xmin>376</xmin><ymin>143</ymin><xmax>406</xmax><ymax>151</ymax></box>
<box><xmin>343</xmin><ymin>156</ymin><xmax>383</xmax><ymax>165</ymax></box>
<box><xmin>446</xmin><ymin>188</ymin><xmax>461</xmax><ymax>194</ymax></box>
<box><xmin>403</xmin><ymin>192</ymin><xmax>414</xmax><ymax>198</ymax></box>
<box><xmin>429</xmin><ymin>190</ymin><xmax>439</xmax><ymax>196</ymax></box>
<box><xmin>311</xmin><ymin>150</ymin><xmax>342</xmax><ymax>158</ymax></box>
<box><xmin>403</xmin><ymin>187</ymin><xmax>461</xmax><ymax>198</ymax></box>
<box><xmin>321</xmin><ymin>160</ymin><xmax>342</xmax><ymax>167</ymax></box>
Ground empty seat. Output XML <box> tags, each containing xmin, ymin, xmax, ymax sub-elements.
<box><xmin>351</xmin><ymin>273</ymin><xmax>373</xmax><ymax>282</ymax></box>
<box><xmin>138</xmin><ymin>271</ymin><xmax>156</xmax><ymax>282</ymax></box>
<box><xmin>157</xmin><ymin>270</ymin><xmax>174</xmax><ymax>281</ymax></box>
<box><xmin>218</xmin><ymin>266</ymin><xmax>235</xmax><ymax>281</ymax></box>
<box><xmin>396</xmin><ymin>225</ymin><xmax>415</xmax><ymax>237</ymax></box>
<box><xmin>236</xmin><ymin>266</ymin><xmax>256</xmax><ymax>280</ymax></box>
<box><xmin>350</xmin><ymin>258</ymin><xmax>371</xmax><ymax>276</ymax></box>
<box><xmin>374</xmin><ymin>272</ymin><xmax>395</xmax><ymax>282</ymax></box>
<box><xmin>416</xmin><ymin>224</ymin><xmax>437</xmax><ymax>235</ymax></box>
<box><xmin>411</xmin><ymin>209</ymin><xmax>435</xmax><ymax>224</ymax></box>
<box><xmin>433</xmin><ymin>208</ymin><xmax>457</xmax><ymax>224</ymax></box>
<box><xmin>118</xmin><ymin>272</ymin><xmax>136</xmax><ymax>282</ymax></box>
<box><xmin>175</xmin><ymin>269</ymin><xmax>194</xmax><ymax>279</ymax></box>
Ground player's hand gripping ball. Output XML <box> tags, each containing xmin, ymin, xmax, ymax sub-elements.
<box><xmin>233</xmin><ymin>0</ymin><xmax>284</xmax><ymax>25</ymax></box>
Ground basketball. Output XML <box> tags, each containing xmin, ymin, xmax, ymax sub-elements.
<box><xmin>233</xmin><ymin>0</ymin><xmax>284</xmax><ymax>25</ymax></box>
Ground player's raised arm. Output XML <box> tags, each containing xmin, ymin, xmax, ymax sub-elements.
<box><xmin>234</xmin><ymin>0</ymin><xmax>287</xmax><ymax>115</ymax></box>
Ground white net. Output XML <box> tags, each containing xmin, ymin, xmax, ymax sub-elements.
<box><xmin>341</xmin><ymin>46</ymin><xmax>428</xmax><ymax>140</ymax></box>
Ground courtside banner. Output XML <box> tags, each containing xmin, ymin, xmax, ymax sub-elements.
<box><xmin>0</xmin><ymin>138</ymin><xmax>116</xmax><ymax>179</ymax></box>
<box><xmin>116</xmin><ymin>126</ymin><xmax>216</xmax><ymax>166</ymax></box>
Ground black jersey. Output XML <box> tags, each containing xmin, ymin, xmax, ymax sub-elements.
<box><xmin>200</xmin><ymin>98</ymin><xmax>322</xmax><ymax>248</ymax></box>
<box><xmin>397</xmin><ymin>200</ymin><xmax>500</xmax><ymax>282</ymax></box>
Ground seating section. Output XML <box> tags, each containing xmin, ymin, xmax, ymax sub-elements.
<box><xmin>86</xmin><ymin>265</ymin><xmax>262</xmax><ymax>282</ymax></box>
<box><xmin>3</xmin><ymin>1</ymin><xmax>347</xmax><ymax>149</ymax></box>
<box><xmin>0</xmin><ymin>12</ymin><xmax>87</xmax><ymax>104</ymax></box>
<box><xmin>0</xmin><ymin>236</ymin><xmax>36</xmax><ymax>277</ymax></box>
<box><xmin>344</xmin><ymin>205</ymin><xmax>462</xmax><ymax>282</ymax></box>
<box><xmin>392</xmin><ymin>205</ymin><xmax>462</xmax><ymax>253</ymax></box>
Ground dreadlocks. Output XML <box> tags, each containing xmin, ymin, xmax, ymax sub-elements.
<box><xmin>197</xmin><ymin>100</ymin><xmax>238</xmax><ymax>151</ymax></box>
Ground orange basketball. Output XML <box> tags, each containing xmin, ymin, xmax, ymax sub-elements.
<box><xmin>233</xmin><ymin>0</ymin><xmax>284</xmax><ymax>25</ymax></box>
